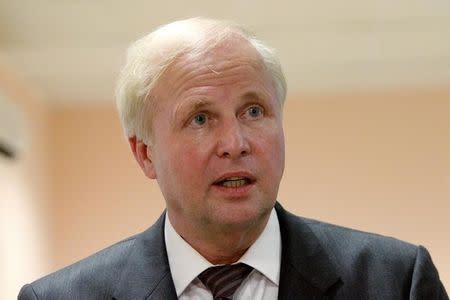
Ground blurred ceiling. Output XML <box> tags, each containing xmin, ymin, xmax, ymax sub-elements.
<box><xmin>0</xmin><ymin>0</ymin><xmax>449</xmax><ymax>105</ymax></box>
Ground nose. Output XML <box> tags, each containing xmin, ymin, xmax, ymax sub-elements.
<box><xmin>216</xmin><ymin>119</ymin><xmax>251</xmax><ymax>159</ymax></box>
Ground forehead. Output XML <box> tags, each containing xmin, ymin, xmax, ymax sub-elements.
<box><xmin>155</xmin><ymin>36</ymin><xmax>271</xmax><ymax>97</ymax></box>
<box><xmin>186</xmin><ymin>35</ymin><xmax>263</xmax><ymax>67</ymax></box>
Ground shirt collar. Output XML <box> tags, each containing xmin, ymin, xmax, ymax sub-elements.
<box><xmin>164</xmin><ymin>208</ymin><xmax>281</xmax><ymax>297</ymax></box>
<box><xmin>238</xmin><ymin>208</ymin><xmax>281</xmax><ymax>285</ymax></box>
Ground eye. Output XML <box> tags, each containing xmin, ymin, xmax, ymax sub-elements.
<box><xmin>191</xmin><ymin>113</ymin><xmax>208</xmax><ymax>126</ymax></box>
<box><xmin>245</xmin><ymin>105</ymin><xmax>264</xmax><ymax>119</ymax></box>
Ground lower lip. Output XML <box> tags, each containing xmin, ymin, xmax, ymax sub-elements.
<box><xmin>211</xmin><ymin>182</ymin><xmax>255</xmax><ymax>198</ymax></box>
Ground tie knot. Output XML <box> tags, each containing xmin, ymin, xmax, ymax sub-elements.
<box><xmin>198</xmin><ymin>263</ymin><xmax>253</xmax><ymax>300</ymax></box>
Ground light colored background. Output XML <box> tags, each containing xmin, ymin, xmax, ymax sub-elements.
<box><xmin>1</xmin><ymin>1</ymin><xmax>449</xmax><ymax>298</ymax></box>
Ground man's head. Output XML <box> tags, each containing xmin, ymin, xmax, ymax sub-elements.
<box><xmin>116</xmin><ymin>17</ymin><xmax>286</xmax><ymax>239</ymax></box>
<box><xmin>116</xmin><ymin>17</ymin><xmax>286</xmax><ymax>144</ymax></box>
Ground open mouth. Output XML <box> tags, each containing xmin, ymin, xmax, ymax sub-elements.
<box><xmin>213</xmin><ymin>176</ymin><xmax>254</xmax><ymax>188</ymax></box>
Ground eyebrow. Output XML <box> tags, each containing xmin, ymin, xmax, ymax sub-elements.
<box><xmin>242</xmin><ymin>91</ymin><xmax>263</xmax><ymax>102</ymax></box>
<box><xmin>173</xmin><ymin>99</ymin><xmax>212</xmax><ymax>122</ymax></box>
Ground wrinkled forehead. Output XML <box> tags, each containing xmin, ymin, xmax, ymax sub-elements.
<box><xmin>161</xmin><ymin>35</ymin><xmax>268</xmax><ymax>88</ymax></box>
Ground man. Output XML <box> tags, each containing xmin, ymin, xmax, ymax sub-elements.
<box><xmin>19</xmin><ymin>17</ymin><xmax>447</xmax><ymax>300</ymax></box>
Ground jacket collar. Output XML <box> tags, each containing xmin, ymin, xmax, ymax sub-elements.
<box><xmin>275</xmin><ymin>202</ymin><xmax>343</xmax><ymax>299</ymax></box>
<box><xmin>112</xmin><ymin>212</ymin><xmax>177</xmax><ymax>300</ymax></box>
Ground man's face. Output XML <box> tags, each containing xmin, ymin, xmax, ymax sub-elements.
<box><xmin>147</xmin><ymin>38</ymin><xmax>285</xmax><ymax>232</ymax></box>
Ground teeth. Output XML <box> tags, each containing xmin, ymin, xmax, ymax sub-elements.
<box><xmin>221</xmin><ymin>179</ymin><xmax>247</xmax><ymax>188</ymax></box>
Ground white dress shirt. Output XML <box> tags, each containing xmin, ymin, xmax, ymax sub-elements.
<box><xmin>164</xmin><ymin>209</ymin><xmax>281</xmax><ymax>300</ymax></box>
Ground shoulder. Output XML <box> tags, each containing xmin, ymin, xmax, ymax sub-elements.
<box><xmin>276</xmin><ymin>204</ymin><xmax>448</xmax><ymax>298</ymax></box>
<box><xmin>304</xmin><ymin>215</ymin><xmax>418</xmax><ymax>260</ymax></box>
<box><xmin>278</xmin><ymin>204</ymin><xmax>418</xmax><ymax>263</ymax></box>
<box><xmin>285</xmin><ymin>208</ymin><xmax>421</xmax><ymax>276</ymax></box>
<box><xmin>18</xmin><ymin>211</ymin><xmax>170</xmax><ymax>300</ymax></box>
<box><xmin>19</xmin><ymin>235</ymin><xmax>139</xmax><ymax>299</ymax></box>
<box><xmin>303</xmin><ymin>216</ymin><xmax>447</xmax><ymax>298</ymax></box>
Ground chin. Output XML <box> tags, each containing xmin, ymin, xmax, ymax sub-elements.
<box><xmin>209</xmin><ymin>200</ymin><xmax>273</xmax><ymax>228</ymax></box>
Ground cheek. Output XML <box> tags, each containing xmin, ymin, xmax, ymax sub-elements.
<box><xmin>275</xmin><ymin>129</ymin><xmax>285</xmax><ymax>163</ymax></box>
<box><xmin>256</xmin><ymin>126</ymin><xmax>285</xmax><ymax>175</ymax></box>
<box><xmin>171</xmin><ymin>141</ymin><xmax>212</xmax><ymax>182</ymax></box>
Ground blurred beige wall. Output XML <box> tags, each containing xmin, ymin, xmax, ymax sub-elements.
<box><xmin>48</xmin><ymin>105</ymin><xmax>166</xmax><ymax>268</ymax></box>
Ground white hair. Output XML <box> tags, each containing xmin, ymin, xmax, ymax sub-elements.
<box><xmin>116</xmin><ymin>17</ymin><xmax>287</xmax><ymax>143</ymax></box>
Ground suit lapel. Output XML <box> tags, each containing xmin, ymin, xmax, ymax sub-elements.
<box><xmin>276</xmin><ymin>203</ymin><xmax>343</xmax><ymax>299</ymax></box>
<box><xmin>111</xmin><ymin>213</ymin><xmax>177</xmax><ymax>300</ymax></box>
<box><xmin>110</xmin><ymin>204</ymin><xmax>342</xmax><ymax>299</ymax></box>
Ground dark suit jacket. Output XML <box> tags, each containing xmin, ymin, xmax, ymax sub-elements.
<box><xmin>19</xmin><ymin>203</ymin><xmax>448</xmax><ymax>299</ymax></box>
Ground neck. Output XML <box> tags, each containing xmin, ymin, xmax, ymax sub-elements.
<box><xmin>168</xmin><ymin>211</ymin><xmax>271</xmax><ymax>265</ymax></box>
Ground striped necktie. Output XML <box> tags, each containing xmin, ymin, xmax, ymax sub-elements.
<box><xmin>198</xmin><ymin>263</ymin><xmax>253</xmax><ymax>300</ymax></box>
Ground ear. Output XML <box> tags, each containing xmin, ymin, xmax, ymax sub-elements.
<box><xmin>128</xmin><ymin>136</ymin><xmax>157</xmax><ymax>179</ymax></box>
